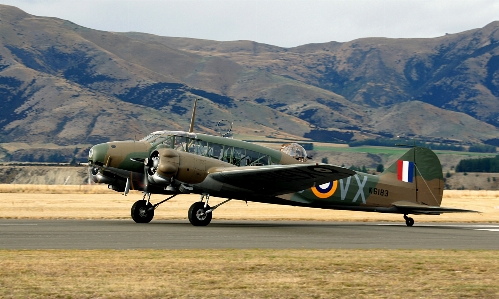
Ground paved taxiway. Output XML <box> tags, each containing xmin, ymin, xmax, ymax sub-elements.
<box><xmin>1</xmin><ymin>219</ymin><xmax>498</xmax><ymax>250</ymax></box>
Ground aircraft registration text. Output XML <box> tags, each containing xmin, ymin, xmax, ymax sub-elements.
<box><xmin>369</xmin><ymin>187</ymin><xmax>389</xmax><ymax>197</ymax></box>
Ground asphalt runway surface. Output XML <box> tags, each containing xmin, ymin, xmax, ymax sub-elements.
<box><xmin>1</xmin><ymin>219</ymin><xmax>499</xmax><ymax>250</ymax></box>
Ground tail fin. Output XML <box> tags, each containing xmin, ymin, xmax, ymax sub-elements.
<box><xmin>381</xmin><ymin>146</ymin><xmax>444</xmax><ymax>206</ymax></box>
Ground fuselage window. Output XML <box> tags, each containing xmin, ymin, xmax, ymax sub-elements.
<box><xmin>221</xmin><ymin>146</ymin><xmax>232</xmax><ymax>163</ymax></box>
<box><xmin>187</xmin><ymin>139</ymin><xmax>209</xmax><ymax>156</ymax></box>
<box><xmin>245</xmin><ymin>149</ymin><xmax>270</xmax><ymax>166</ymax></box>
<box><xmin>208</xmin><ymin>143</ymin><xmax>223</xmax><ymax>160</ymax></box>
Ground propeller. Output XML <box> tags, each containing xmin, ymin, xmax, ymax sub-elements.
<box><xmin>89</xmin><ymin>166</ymin><xmax>100</xmax><ymax>184</ymax></box>
<box><xmin>143</xmin><ymin>149</ymin><xmax>179</xmax><ymax>191</ymax></box>
<box><xmin>87</xmin><ymin>165</ymin><xmax>92</xmax><ymax>185</ymax></box>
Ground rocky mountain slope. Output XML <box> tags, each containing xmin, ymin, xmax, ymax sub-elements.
<box><xmin>0</xmin><ymin>4</ymin><xmax>499</xmax><ymax>161</ymax></box>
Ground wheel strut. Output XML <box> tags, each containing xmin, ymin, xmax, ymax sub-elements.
<box><xmin>206</xmin><ymin>198</ymin><xmax>233</xmax><ymax>214</ymax></box>
<box><xmin>148</xmin><ymin>194</ymin><xmax>178</xmax><ymax>212</ymax></box>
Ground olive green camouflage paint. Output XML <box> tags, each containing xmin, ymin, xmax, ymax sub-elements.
<box><xmin>291</xmin><ymin>147</ymin><xmax>444</xmax><ymax>208</ymax></box>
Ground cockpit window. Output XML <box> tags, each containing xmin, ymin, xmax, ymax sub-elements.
<box><xmin>173</xmin><ymin>136</ymin><xmax>187</xmax><ymax>151</ymax></box>
<box><xmin>141</xmin><ymin>131</ymin><xmax>198</xmax><ymax>146</ymax></box>
<box><xmin>151</xmin><ymin>136</ymin><xmax>172</xmax><ymax>147</ymax></box>
<box><xmin>140</xmin><ymin>133</ymin><xmax>163</xmax><ymax>143</ymax></box>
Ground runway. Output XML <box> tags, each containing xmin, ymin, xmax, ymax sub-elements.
<box><xmin>1</xmin><ymin>219</ymin><xmax>498</xmax><ymax>250</ymax></box>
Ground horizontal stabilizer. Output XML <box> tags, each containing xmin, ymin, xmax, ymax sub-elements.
<box><xmin>392</xmin><ymin>201</ymin><xmax>479</xmax><ymax>215</ymax></box>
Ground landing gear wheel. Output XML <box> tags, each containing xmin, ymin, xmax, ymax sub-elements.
<box><xmin>131</xmin><ymin>200</ymin><xmax>154</xmax><ymax>223</ymax></box>
<box><xmin>188</xmin><ymin>202</ymin><xmax>212</xmax><ymax>226</ymax></box>
<box><xmin>404</xmin><ymin>214</ymin><xmax>414</xmax><ymax>227</ymax></box>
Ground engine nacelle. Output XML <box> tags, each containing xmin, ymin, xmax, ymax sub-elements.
<box><xmin>146</xmin><ymin>148</ymin><xmax>178</xmax><ymax>185</ymax></box>
<box><xmin>147</xmin><ymin>148</ymin><xmax>228</xmax><ymax>186</ymax></box>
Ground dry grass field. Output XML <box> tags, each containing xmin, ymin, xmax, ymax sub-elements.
<box><xmin>1</xmin><ymin>249</ymin><xmax>498</xmax><ymax>299</ymax></box>
<box><xmin>0</xmin><ymin>184</ymin><xmax>498</xmax><ymax>222</ymax></box>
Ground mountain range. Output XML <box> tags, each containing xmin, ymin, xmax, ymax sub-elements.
<box><xmin>1</xmin><ymin>4</ymin><xmax>499</xmax><ymax>162</ymax></box>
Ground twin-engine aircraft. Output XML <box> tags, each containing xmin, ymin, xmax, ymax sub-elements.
<box><xmin>87</xmin><ymin>102</ymin><xmax>475</xmax><ymax>226</ymax></box>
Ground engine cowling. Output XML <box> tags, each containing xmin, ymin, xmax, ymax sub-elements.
<box><xmin>146</xmin><ymin>148</ymin><xmax>213</xmax><ymax>186</ymax></box>
<box><xmin>90</xmin><ymin>167</ymin><xmax>116</xmax><ymax>185</ymax></box>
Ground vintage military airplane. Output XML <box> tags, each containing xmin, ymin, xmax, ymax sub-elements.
<box><xmin>87</xmin><ymin>101</ymin><xmax>475</xmax><ymax>226</ymax></box>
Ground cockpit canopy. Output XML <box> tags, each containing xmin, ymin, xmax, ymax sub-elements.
<box><xmin>141</xmin><ymin>131</ymin><xmax>273</xmax><ymax>167</ymax></box>
<box><xmin>141</xmin><ymin>131</ymin><xmax>197</xmax><ymax>144</ymax></box>
<box><xmin>280</xmin><ymin>143</ymin><xmax>308</xmax><ymax>162</ymax></box>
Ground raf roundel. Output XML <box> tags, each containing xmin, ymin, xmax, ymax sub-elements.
<box><xmin>311</xmin><ymin>181</ymin><xmax>338</xmax><ymax>199</ymax></box>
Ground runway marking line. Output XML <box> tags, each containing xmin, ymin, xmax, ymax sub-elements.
<box><xmin>0</xmin><ymin>224</ymin><xmax>38</xmax><ymax>226</ymax></box>
<box><xmin>376</xmin><ymin>223</ymin><xmax>499</xmax><ymax>232</ymax></box>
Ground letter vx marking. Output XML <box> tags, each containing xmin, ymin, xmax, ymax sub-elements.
<box><xmin>352</xmin><ymin>175</ymin><xmax>367</xmax><ymax>203</ymax></box>
<box><xmin>339</xmin><ymin>176</ymin><xmax>351</xmax><ymax>200</ymax></box>
<box><xmin>338</xmin><ymin>174</ymin><xmax>367</xmax><ymax>204</ymax></box>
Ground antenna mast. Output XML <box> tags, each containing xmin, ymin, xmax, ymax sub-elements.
<box><xmin>189</xmin><ymin>99</ymin><xmax>198</xmax><ymax>133</ymax></box>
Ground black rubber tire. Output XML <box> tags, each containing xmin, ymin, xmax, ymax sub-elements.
<box><xmin>405</xmin><ymin>217</ymin><xmax>415</xmax><ymax>227</ymax></box>
<box><xmin>188</xmin><ymin>202</ymin><xmax>212</xmax><ymax>226</ymax></box>
<box><xmin>131</xmin><ymin>200</ymin><xmax>154</xmax><ymax>223</ymax></box>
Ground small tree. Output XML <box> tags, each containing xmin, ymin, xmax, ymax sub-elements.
<box><xmin>376</xmin><ymin>164</ymin><xmax>384</xmax><ymax>172</ymax></box>
<box><xmin>321</xmin><ymin>157</ymin><xmax>329</xmax><ymax>164</ymax></box>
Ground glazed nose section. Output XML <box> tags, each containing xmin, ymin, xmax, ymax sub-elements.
<box><xmin>88</xmin><ymin>143</ymin><xmax>109</xmax><ymax>166</ymax></box>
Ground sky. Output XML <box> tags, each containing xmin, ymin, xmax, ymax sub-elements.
<box><xmin>3</xmin><ymin>0</ymin><xmax>499</xmax><ymax>48</ymax></box>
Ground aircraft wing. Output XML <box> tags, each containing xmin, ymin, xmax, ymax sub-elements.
<box><xmin>207</xmin><ymin>164</ymin><xmax>356</xmax><ymax>196</ymax></box>
<box><xmin>392</xmin><ymin>201</ymin><xmax>479</xmax><ymax>215</ymax></box>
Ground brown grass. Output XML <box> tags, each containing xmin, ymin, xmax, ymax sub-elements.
<box><xmin>1</xmin><ymin>249</ymin><xmax>497</xmax><ymax>299</ymax></box>
<box><xmin>0</xmin><ymin>184</ymin><xmax>115</xmax><ymax>194</ymax></box>
<box><xmin>0</xmin><ymin>185</ymin><xmax>498</xmax><ymax>222</ymax></box>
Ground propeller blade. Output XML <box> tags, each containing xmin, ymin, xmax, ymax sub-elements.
<box><xmin>143</xmin><ymin>158</ymin><xmax>149</xmax><ymax>193</ymax></box>
<box><xmin>87</xmin><ymin>165</ymin><xmax>92</xmax><ymax>185</ymax></box>
<box><xmin>130</xmin><ymin>158</ymin><xmax>145</xmax><ymax>163</ymax></box>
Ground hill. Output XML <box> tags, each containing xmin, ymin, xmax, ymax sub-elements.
<box><xmin>0</xmin><ymin>4</ymin><xmax>498</xmax><ymax>163</ymax></box>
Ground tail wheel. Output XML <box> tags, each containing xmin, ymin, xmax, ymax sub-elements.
<box><xmin>188</xmin><ymin>202</ymin><xmax>212</xmax><ymax>226</ymax></box>
<box><xmin>404</xmin><ymin>214</ymin><xmax>414</xmax><ymax>227</ymax></box>
<box><xmin>131</xmin><ymin>200</ymin><xmax>155</xmax><ymax>223</ymax></box>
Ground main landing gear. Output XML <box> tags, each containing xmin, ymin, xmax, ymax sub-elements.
<box><xmin>404</xmin><ymin>214</ymin><xmax>415</xmax><ymax>227</ymax></box>
<box><xmin>187</xmin><ymin>194</ymin><xmax>232</xmax><ymax>226</ymax></box>
<box><xmin>131</xmin><ymin>200</ymin><xmax>154</xmax><ymax>223</ymax></box>
<box><xmin>188</xmin><ymin>202</ymin><xmax>212</xmax><ymax>226</ymax></box>
<box><xmin>131</xmin><ymin>193</ymin><xmax>177</xmax><ymax>223</ymax></box>
<box><xmin>131</xmin><ymin>192</ymin><xmax>232</xmax><ymax>226</ymax></box>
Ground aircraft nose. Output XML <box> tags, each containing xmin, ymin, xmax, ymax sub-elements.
<box><xmin>88</xmin><ymin>143</ymin><xmax>109</xmax><ymax>166</ymax></box>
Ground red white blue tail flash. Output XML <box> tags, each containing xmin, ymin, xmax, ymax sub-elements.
<box><xmin>397</xmin><ymin>160</ymin><xmax>414</xmax><ymax>183</ymax></box>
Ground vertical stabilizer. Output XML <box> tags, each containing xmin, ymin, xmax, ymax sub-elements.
<box><xmin>381</xmin><ymin>147</ymin><xmax>444</xmax><ymax>206</ymax></box>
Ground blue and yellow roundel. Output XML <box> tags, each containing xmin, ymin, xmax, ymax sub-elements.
<box><xmin>311</xmin><ymin>181</ymin><xmax>338</xmax><ymax>199</ymax></box>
